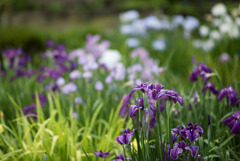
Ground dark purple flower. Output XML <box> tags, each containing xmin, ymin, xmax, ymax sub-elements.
<box><xmin>116</xmin><ymin>128</ymin><xmax>136</xmax><ymax>145</ymax></box>
<box><xmin>163</xmin><ymin>141</ymin><xmax>171</xmax><ymax>161</ymax></box>
<box><xmin>132</xmin><ymin>107</ymin><xmax>156</xmax><ymax>137</ymax></box>
<box><xmin>180</xmin><ymin>123</ymin><xmax>203</xmax><ymax>142</ymax></box>
<box><xmin>171</xmin><ymin>125</ymin><xmax>181</xmax><ymax>143</ymax></box>
<box><xmin>22</xmin><ymin>103</ymin><xmax>37</xmax><ymax>120</ymax></box>
<box><xmin>94</xmin><ymin>150</ymin><xmax>110</xmax><ymax>158</ymax></box>
<box><xmin>147</xmin><ymin>83</ymin><xmax>164</xmax><ymax>107</ymax></box>
<box><xmin>119</xmin><ymin>94</ymin><xmax>132</xmax><ymax>117</ymax></box>
<box><xmin>46</xmin><ymin>40</ymin><xmax>55</xmax><ymax>48</ymax></box>
<box><xmin>218</xmin><ymin>86</ymin><xmax>238</xmax><ymax>106</ymax></box>
<box><xmin>44</xmin><ymin>84</ymin><xmax>59</xmax><ymax>92</ymax></box>
<box><xmin>198</xmin><ymin>154</ymin><xmax>202</xmax><ymax>161</ymax></box>
<box><xmin>170</xmin><ymin>141</ymin><xmax>199</xmax><ymax>160</ymax></box>
<box><xmin>202</xmin><ymin>82</ymin><xmax>218</xmax><ymax>95</ymax></box>
<box><xmin>160</xmin><ymin>104</ymin><xmax>165</xmax><ymax>112</ymax></box>
<box><xmin>222</xmin><ymin>111</ymin><xmax>240</xmax><ymax>135</ymax></box>
<box><xmin>113</xmin><ymin>154</ymin><xmax>132</xmax><ymax>161</ymax></box>
<box><xmin>192</xmin><ymin>92</ymin><xmax>199</xmax><ymax>108</ymax></box>
<box><xmin>32</xmin><ymin>94</ymin><xmax>47</xmax><ymax>106</ymax></box>
<box><xmin>189</xmin><ymin>62</ymin><xmax>212</xmax><ymax>84</ymax></box>
<box><xmin>188</xmin><ymin>104</ymin><xmax>192</xmax><ymax>110</ymax></box>
<box><xmin>38</xmin><ymin>67</ymin><xmax>64</xmax><ymax>82</ymax></box>
<box><xmin>130</xmin><ymin>104</ymin><xmax>143</xmax><ymax>117</ymax></box>
<box><xmin>56</xmin><ymin>44</ymin><xmax>65</xmax><ymax>51</ymax></box>
<box><xmin>156</xmin><ymin>89</ymin><xmax>184</xmax><ymax>106</ymax></box>
<box><xmin>192</xmin><ymin>55</ymin><xmax>196</xmax><ymax>64</ymax></box>
<box><xmin>208</xmin><ymin>115</ymin><xmax>211</xmax><ymax>126</ymax></box>
<box><xmin>129</xmin><ymin>82</ymin><xmax>149</xmax><ymax>97</ymax></box>
<box><xmin>189</xmin><ymin>67</ymin><xmax>200</xmax><ymax>82</ymax></box>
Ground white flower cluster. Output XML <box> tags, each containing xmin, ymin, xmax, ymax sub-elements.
<box><xmin>194</xmin><ymin>3</ymin><xmax>240</xmax><ymax>51</ymax></box>
<box><xmin>119</xmin><ymin>10</ymin><xmax>199</xmax><ymax>50</ymax></box>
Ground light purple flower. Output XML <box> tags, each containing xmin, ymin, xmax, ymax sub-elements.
<box><xmin>62</xmin><ymin>83</ymin><xmax>77</xmax><ymax>94</ymax></box>
<box><xmin>83</xmin><ymin>71</ymin><xmax>92</xmax><ymax>79</ymax></box>
<box><xmin>105</xmin><ymin>75</ymin><xmax>113</xmax><ymax>84</ymax></box>
<box><xmin>219</xmin><ymin>53</ymin><xmax>231</xmax><ymax>62</ymax></box>
<box><xmin>152</xmin><ymin>38</ymin><xmax>166</xmax><ymax>51</ymax></box>
<box><xmin>113</xmin><ymin>63</ymin><xmax>126</xmax><ymax>81</ymax></box>
<box><xmin>130</xmin><ymin>48</ymin><xmax>149</xmax><ymax>60</ymax></box>
<box><xmin>56</xmin><ymin>77</ymin><xmax>65</xmax><ymax>86</ymax></box>
<box><xmin>120</xmin><ymin>10</ymin><xmax>139</xmax><ymax>23</ymax></box>
<box><xmin>95</xmin><ymin>81</ymin><xmax>103</xmax><ymax>91</ymax></box>
<box><xmin>69</xmin><ymin>70</ymin><xmax>81</xmax><ymax>79</ymax></box>
<box><xmin>75</xmin><ymin>97</ymin><xmax>82</xmax><ymax>104</ymax></box>
<box><xmin>183</xmin><ymin>16</ymin><xmax>199</xmax><ymax>31</ymax></box>
<box><xmin>126</xmin><ymin>38</ymin><xmax>140</xmax><ymax>48</ymax></box>
<box><xmin>72</xmin><ymin>112</ymin><xmax>78</xmax><ymax>118</ymax></box>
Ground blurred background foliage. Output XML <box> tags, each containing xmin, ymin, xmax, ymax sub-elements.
<box><xmin>0</xmin><ymin>0</ymin><xmax>239</xmax><ymax>82</ymax></box>
<box><xmin>0</xmin><ymin>0</ymin><xmax>239</xmax><ymax>50</ymax></box>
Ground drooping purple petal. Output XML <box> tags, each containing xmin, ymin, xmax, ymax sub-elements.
<box><xmin>231</xmin><ymin>120</ymin><xmax>240</xmax><ymax>135</ymax></box>
<box><xmin>94</xmin><ymin>150</ymin><xmax>110</xmax><ymax>158</ymax></box>
<box><xmin>185</xmin><ymin>145</ymin><xmax>199</xmax><ymax>158</ymax></box>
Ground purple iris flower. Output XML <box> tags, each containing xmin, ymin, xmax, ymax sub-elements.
<box><xmin>129</xmin><ymin>82</ymin><xmax>164</xmax><ymax>104</ymax></box>
<box><xmin>119</xmin><ymin>94</ymin><xmax>132</xmax><ymax>116</ymax></box>
<box><xmin>93</xmin><ymin>150</ymin><xmax>110</xmax><ymax>158</ymax></box>
<box><xmin>192</xmin><ymin>92</ymin><xmax>199</xmax><ymax>108</ymax></box>
<box><xmin>188</xmin><ymin>104</ymin><xmax>192</xmax><ymax>110</ymax></box>
<box><xmin>129</xmin><ymin>102</ymin><xmax>143</xmax><ymax>117</ymax></box>
<box><xmin>132</xmin><ymin>107</ymin><xmax>156</xmax><ymax>136</ymax></box>
<box><xmin>189</xmin><ymin>62</ymin><xmax>212</xmax><ymax>84</ymax></box>
<box><xmin>180</xmin><ymin>123</ymin><xmax>203</xmax><ymax>142</ymax></box>
<box><xmin>95</xmin><ymin>81</ymin><xmax>103</xmax><ymax>91</ymax></box>
<box><xmin>171</xmin><ymin>125</ymin><xmax>181</xmax><ymax>143</ymax></box>
<box><xmin>37</xmin><ymin>67</ymin><xmax>64</xmax><ymax>82</ymax></box>
<box><xmin>113</xmin><ymin>154</ymin><xmax>132</xmax><ymax>161</ymax></box>
<box><xmin>198</xmin><ymin>154</ymin><xmax>202</xmax><ymax>161</ymax></box>
<box><xmin>22</xmin><ymin>103</ymin><xmax>37</xmax><ymax>120</ymax></box>
<box><xmin>44</xmin><ymin>84</ymin><xmax>59</xmax><ymax>92</ymax></box>
<box><xmin>202</xmin><ymin>82</ymin><xmax>218</xmax><ymax>95</ymax></box>
<box><xmin>156</xmin><ymin>89</ymin><xmax>184</xmax><ymax>106</ymax></box>
<box><xmin>129</xmin><ymin>82</ymin><xmax>149</xmax><ymax>97</ymax></box>
<box><xmin>46</xmin><ymin>40</ymin><xmax>55</xmax><ymax>48</ymax></box>
<box><xmin>163</xmin><ymin>141</ymin><xmax>171</xmax><ymax>161</ymax></box>
<box><xmin>218</xmin><ymin>86</ymin><xmax>239</xmax><ymax>106</ymax></box>
<box><xmin>222</xmin><ymin>111</ymin><xmax>240</xmax><ymax>135</ymax></box>
<box><xmin>32</xmin><ymin>94</ymin><xmax>47</xmax><ymax>106</ymax></box>
<box><xmin>116</xmin><ymin>128</ymin><xmax>136</xmax><ymax>145</ymax></box>
<box><xmin>56</xmin><ymin>44</ymin><xmax>65</xmax><ymax>51</ymax></box>
<box><xmin>146</xmin><ymin>83</ymin><xmax>164</xmax><ymax>108</ymax></box>
<box><xmin>170</xmin><ymin>141</ymin><xmax>199</xmax><ymax>160</ymax></box>
<box><xmin>159</xmin><ymin>104</ymin><xmax>165</xmax><ymax>112</ymax></box>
